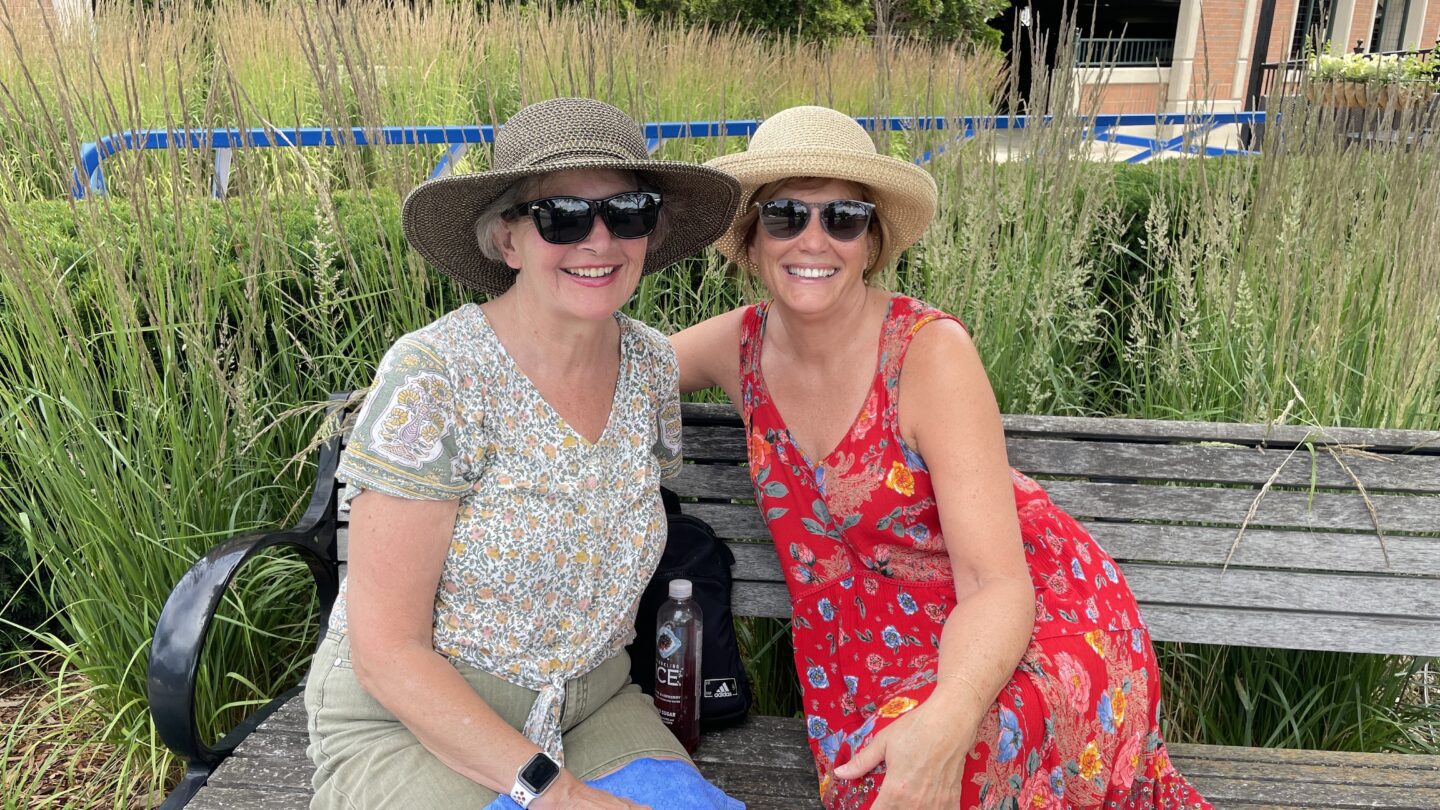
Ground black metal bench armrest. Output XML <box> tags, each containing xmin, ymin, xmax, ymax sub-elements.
<box><xmin>148</xmin><ymin>396</ymin><xmax>349</xmax><ymax>795</ymax></box>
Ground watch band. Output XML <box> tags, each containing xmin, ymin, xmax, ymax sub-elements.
<box><xmin>509</xmin><ymin>783</ymin><xmax>540</xmax><ymax>808</ymax></box>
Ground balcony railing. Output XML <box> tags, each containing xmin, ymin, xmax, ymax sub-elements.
<box><xmin>1254</xmin><ymin>47</ymin><xmax>1436</xmax><ymax>102</ymax></box>
<box><xmin>1076</xmin><ymin>36</ymin><xmax>1175</xmax><ymax>67</ymax></box>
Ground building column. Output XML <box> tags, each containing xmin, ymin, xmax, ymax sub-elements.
<box><xmin>1232</xmin><ymin>0</ymin><xmax>1266</xmax><ymax>100</ymax></box>
<box><xmin>1403</xmin><ymin>0</ymin><xmax>1429</xmax><ymax>48</ymax></box>
<box><xmin>1329</xmin><ymin>0</ymin><xmax>1360</xmax><ymax>50</ymax></box>
<box><xmin>51</xmin><ymin>0</ymin><xmax>92</xmax><ymax>31</ymax></box>
<box><xmin>1165</xmin><ymin>0</ymin><xmax>1205</xmax><ymax>112</ymax></box>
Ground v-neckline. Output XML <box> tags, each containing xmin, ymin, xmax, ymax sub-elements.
<box><xmin>752</xmin><ymin>294</ymin><xmax>897</xmax><ymax>469</ymax></box>
<box><xmin>475</xmin><ymin>304</ymin><xmax>627</xmax><ymax>448</ymax></box>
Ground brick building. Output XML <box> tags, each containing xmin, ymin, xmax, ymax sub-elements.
<box><xmin>0</xmin><ymin>0</ymin><xmax>89</xmax><ymax>34</ymax></box>
<box><xmin>999</xmin><ymin>0</ymin><xmax>1440</xmax><ymax>114</ymax></box>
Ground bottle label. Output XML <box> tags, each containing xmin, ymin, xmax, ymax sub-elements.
<box><xmin>656</xmin><ymin>622</ymin><xmax>682</xmax><ymax>660</ymax></box>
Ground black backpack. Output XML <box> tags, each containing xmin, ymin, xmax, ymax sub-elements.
<box><xmin>627</xmin><ymin>487</ymin><xmax>752</xmax><ymax>728</ymax></box>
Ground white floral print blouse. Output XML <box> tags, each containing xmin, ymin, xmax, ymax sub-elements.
<box><xmin>327</xmin><ymin>303</ymin><xmax>683</xmax><ymax>761</ymax></box>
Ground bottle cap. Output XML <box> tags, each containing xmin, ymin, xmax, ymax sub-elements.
<box><xmin>668</xmin><ymin>579</ymin><xmax>692</xmax><ymax>599</ymax></box>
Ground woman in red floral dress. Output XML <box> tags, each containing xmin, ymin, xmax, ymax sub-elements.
<box><xmin>672</xmin><ymin>106</ymin><xmax>1211</xmax><ymax>809</ymax></box>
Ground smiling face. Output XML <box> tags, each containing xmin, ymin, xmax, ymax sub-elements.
<box><xmin>745</xmin><ymin>177</ymin><xmax>875</xmax><ymax>316</ymax></box>
<box><xmin>496</xmin><ymin>168</ymin><xmax>650</xmax><ymax>322</ymax></box>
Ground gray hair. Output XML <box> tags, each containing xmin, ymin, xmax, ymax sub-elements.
<box><xmin>474</xmin><ymin>175</ymin><xmax>544</xmax><ymax>262</ymax></box>
<box><xmin>473</xmin><ymin>169</ymin><xmax>673</xmax><ymax>261</ymax></box>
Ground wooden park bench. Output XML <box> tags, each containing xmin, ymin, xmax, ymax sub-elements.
<box><xmin>150</xmin><ymin>397</ymin><xmax>1440</xmax><ymax>809</ymax></box>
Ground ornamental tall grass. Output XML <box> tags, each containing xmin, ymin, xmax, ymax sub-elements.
<box><xmin>1100</xmin><ymin>99</ymin><xmax>1440</xmax><ymax>755</ymax></box>
<box><xmin>0</xmin><ymin>1</ymin><xmax>998</xmax><ymax>804</ymax></box>
<box><xmin>1115</xmin><ymin>109</ymin><xmax>1440</xmax><ymax>428</ymax></box>
<box><xmin>0</xmin><ymin>0</ymin><xmax>999</xmax><ymax>202</ymax></box>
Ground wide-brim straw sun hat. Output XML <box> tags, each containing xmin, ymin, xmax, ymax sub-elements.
<box><xmin>706</xmin><ymin>106</ymin><xmax>938</xmax><ymax>273</ymax></box>
<box><xmin>402</xmin><ymin>97</ymin><xmax>740</xmax><ymax>295</ymax></box>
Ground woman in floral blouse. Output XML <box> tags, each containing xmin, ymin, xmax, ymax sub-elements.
<box><xmin>302</xmin><ymin>98</ymin><xmax>743</xmax><ymax>810</ymax></box>
<box><xmin>672</xmin><ymin>106</ymin><xmax>1211</xmax><ymax>809</ymax></box>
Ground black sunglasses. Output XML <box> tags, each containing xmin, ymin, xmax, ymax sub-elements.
<box><xmin>503</xmin><ymin>191</ymin><xmax>663</xmax><ymax>245</ymax></box>
<box><xmin>756</xmin><ymin>198</ymin><xmax>876</xmax><ymax>242</ymax></box>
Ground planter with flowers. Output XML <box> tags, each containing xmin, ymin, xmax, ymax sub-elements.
<box><xmin>1306</xmin><ymin>49</ymin><xmax>1439</xmax><ymax>110</ymax></box>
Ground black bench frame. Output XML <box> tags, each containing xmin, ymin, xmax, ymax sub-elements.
<box><xmin>148</xmin><ymin>394</ymin><xmax>347</xmax><ymax>809</ymax></box>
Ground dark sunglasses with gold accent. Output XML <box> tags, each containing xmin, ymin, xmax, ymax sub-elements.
<box><xmin>756</xmin><ymin>198</ymin><xmax>876</xmax><ymax>242</ymax></box>
<box><xmin>503</xmin><ymin>191</ymin><xmax>663</xmax><ymax>245</ymax></box>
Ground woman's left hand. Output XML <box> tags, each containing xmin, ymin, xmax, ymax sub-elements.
<box><xmin>832</xmin><ymin>695</ymin><xmax>976</xmax><ymax>810</ymax></box>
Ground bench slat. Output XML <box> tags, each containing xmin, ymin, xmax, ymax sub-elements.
<box><xmin>204</xmin><ymin>753</ymin><xmax>312</xmax><ymax>794</ymax></box>
<box><xmin>681</xmin><ymin>425</ymin><xmax>1440</xmax><ymax>493</ymax></box>
<box><xmin>678</xmin><ymin>424</ymin><xmax>747</xmax><ymax>461</ymax></box>
<box><xmin>1073</xmin><ymin>522</ymin><xmax>1440</xmax><ymax>577</ymax></box>
<box><xmin>727</xmin><ymin>543</ymin><xmax>1440</xmax><ymax>621</ymax></box>
<box><xmin>342</xmin><ymin>514</ymin><xmax>1440</xmax><ymax>578</ymax></box>
<box><xmin>1008</xmin><ymin>437</ymin><xmax>1440</xmax><ymax>493</ymax></box>
<box><xmin>678</xmin><ymin>402</ymin><xmax>1440</xmax><ymax>453</ymax></box>
<box><xmin>1176</xmin><ymin>755</ymin><xmax>1440</xmax><ymax>790</ymax></box>
<box><xmin>1001</xmin><ymin>412</ymin><xmax>1440</xmax><ymax>454</ymax></box>
<box><xmin>1044</xmin><ymin>480</ymin><xmax>1440</xmax><ymax>534</ymax></box>
<box><xmin>1125</xmin><ymin>565</ymin><xmax>1440</xmax><ymax>620</ymax></box>
<box><xmin>1139</xmin><ymin>606</ymin><xmax>1440</xmax><ymax>658</ymax></box>
<box><xmin>699</xmin><ymin>713</ymin><xmax>1440</xmax><ymax>810</ymax></box>
<box><xmin>187</xmin><ymin>787</ymin><xmax>307</xmax><ymax>810</ymax></box>
<box><xmin>695</xmin><ymin>762</ymin><xmax>821</xmax><ymax>809</ymax></box>
<box><xmin>196</xmin><ymin>696</ymin><xmax>1440</xmax><ymax>810</ymax></box>
<box><xmin>668</xmin><ymin>465</ymin><xmax>1440</xmax><ymax>534</ymax></box>
<box><xmin>728</xmin><ymin>580</ymin><xmax>1440</xmax><ymax>657</ymax></box>
<box><xmin>338</xmin><ymin>519</ymin><xmax>1440</xmax><ymax>577</ymax></box>
<box><xmin>1175</xmin><ymin>741</ymin><xmax>1440</xmax><ymax>770</ymax></box>
<box><xmin>712</xmin><ymin>510</ymin><xmax>1440</xmax><ymax>578</ymax></box>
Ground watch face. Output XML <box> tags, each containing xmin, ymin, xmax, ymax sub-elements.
<box><xmin>519</xmin><ymin>753</ymin><xmax>560</xmax><ymax>792</ymax></box>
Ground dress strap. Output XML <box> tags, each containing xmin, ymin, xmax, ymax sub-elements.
<box><xmin>878</xmin><ymin>295</ymin><xmax>964</xmax><ymax>396</ymax></box>
<box><xmin>737</xmin><ymin>302</ymin><xmax>768</xmax><ymax>427</ymax></box>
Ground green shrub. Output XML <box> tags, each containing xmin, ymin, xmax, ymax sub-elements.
<box><xmin>0</xmin><ymin>526</ymin><xmax>49</xmax><ymax>654</ymax></box>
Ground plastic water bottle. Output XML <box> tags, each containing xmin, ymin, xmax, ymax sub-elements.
<box><xmin>654</xmin><ymin>578</ymin><xmax>703</xmax><ymax>753</ymax></box>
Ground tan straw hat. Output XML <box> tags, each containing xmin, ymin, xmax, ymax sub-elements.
<box><xmin>706</xmin><ymin>106</ymin><xmax>938</xmax><ymax>273</ymax></box>
<box><xmin>403</xmin><ymin>97</ymin><xmax>740</xmax><ymax>295</ymax></box>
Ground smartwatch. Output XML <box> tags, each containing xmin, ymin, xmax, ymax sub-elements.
<box><xmin>509</xmin><ymin>751</ymin><xmax>561</xmax><ymax>808</ymax></box>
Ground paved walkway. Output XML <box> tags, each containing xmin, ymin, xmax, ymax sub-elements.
<box><xmin>980</xmin><ymin>122</ymin><xmax>1248</xmax><ymax>163</ymax></box>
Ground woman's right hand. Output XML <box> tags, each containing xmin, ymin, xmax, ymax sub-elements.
<box><xmin>533</xmin><ymin>771</ymin><xmax>649</xmax><ymax>809</ymax></box>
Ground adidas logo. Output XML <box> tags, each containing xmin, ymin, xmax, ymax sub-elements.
<box><xmin>704</xmin><ymin>678</ymin><xmax>737</xmax><ymax>698</ymax></box>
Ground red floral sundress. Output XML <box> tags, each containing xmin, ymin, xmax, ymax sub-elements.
<box><xmin>739</xmin><ymin>295</ymin><xmax>1211</xmax><ymax>810</ymax></box>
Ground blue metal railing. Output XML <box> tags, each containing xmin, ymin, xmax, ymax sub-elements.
<box><xmin>1076</xmin><ymin>37</ymin><xmax>1176</xmax><ymax>67</ymax></box>
<box><xmin>71</xmin><ymin>112</ymin><xmax>1266</xmax><ymax>200</ymax></box>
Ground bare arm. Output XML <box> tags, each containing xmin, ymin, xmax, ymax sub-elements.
<box><xmin>905</xmin><ymin>319</ymin><xmax>1034</xmax><ymax>715</ymax></box>
<box><xmin>668</xmin><ymin>307</ymin><xmax>745</xmax><ymax>400</ymax></box>
<box><xmin>834</xmin><ymin>320</ymin><xmax>1035</xmax><ymax>807</ymax></box>
<box><xmin>345</xmin><ymin>492</ymin><xmax>640</xmax><ymax>809</ymax></box>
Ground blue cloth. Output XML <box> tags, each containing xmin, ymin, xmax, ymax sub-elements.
<box><xmin>483</xmin><ymin>757</ymin><xmax>744</xmax><ymax>809</ymax></box>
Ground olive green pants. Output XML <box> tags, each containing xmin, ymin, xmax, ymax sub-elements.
<box><xmin>304</xmin><ymin>633</ymin><xmax>690</xmax><ymax>809</ymax></box>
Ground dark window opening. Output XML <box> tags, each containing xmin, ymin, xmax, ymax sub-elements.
<box><xmin>1369</xmin><ymin>0</ymin><xmax>1412</xmax><ymax>52</ymax></box>
<box><xmin>996</xmin><ymin>1</ymin><xmax>1181</xmax><ymax>110</ymax></box>
<box><xmin>1289</xmin><ymin>0</ymin><xmax>1337</xmax><ymax>59</ymax></box>
<box><xmin>1071</xmin><ymin>0</ymin><xmax>1181</xmax><ymax>67</ymax></box>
